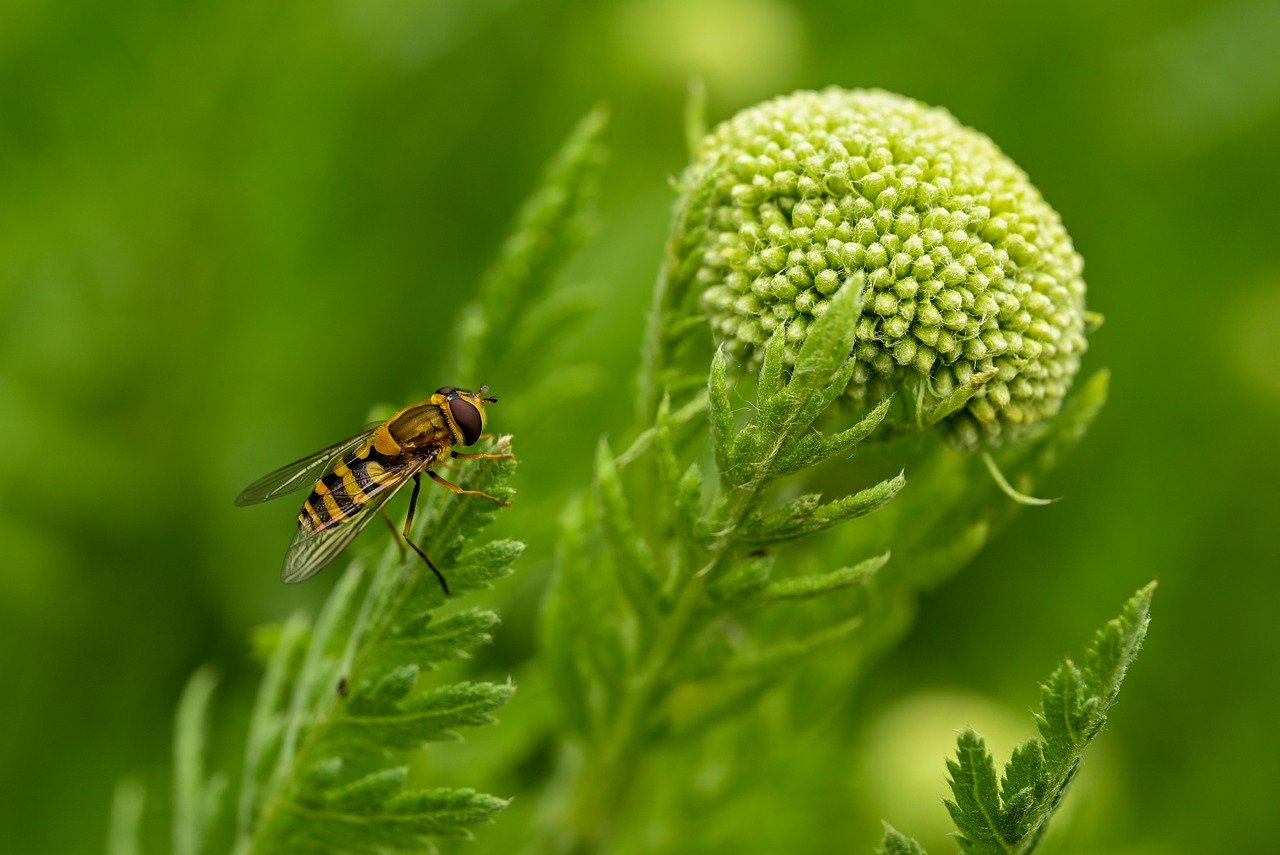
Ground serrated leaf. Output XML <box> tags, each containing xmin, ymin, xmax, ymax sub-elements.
<box><xmin>376</xmin><ymin>608</ymin><xmax>501</xmax><ymax>672</ymax></box>
<box><xmin>879</xmin><ymin>825</ymin><xmax>929</xmax><ymax>855</ymax></box>
<box><xmin>447</xmin><ymin>539</ymin><xmax>524</xmax><ymax>593</ymax></box>
<box><xmin>299</xmin><ymin>757</ymin><xmax>344</xmax><ymax>794</ymax></box>
<box><xmin>756</xmin><ymin>324</ymin><xmax>789</xmax><ymax>413</ymax></box>
<box><xmin>173</xmin><ymin>667</ymin><xmax>219</xmax><ymax>855</ymax></box>
<box><xmin>759</xmin><ymin>552</ymin><xmax>888</xmax><ymax>602</ymax></box>
<box><xmin>745</xmin><ymin>473</ymin><xmax>905</xmax><ymax>547</ymax></box>
<box><xmin>675</xmin><ymin>462</ymin><xmax>704</xmax><ymax>540</ymax></box>
<box><xmin>716</xmin><ymin>614</ymin><xmax>864</xmax><ymax>678</ymax></box>
<box><xmin>944</xmin><ymin>729</ymin><xmax>1009</xmax><ymax>852</ymax></box>
<box><xmin>348</xmin><ymin>665</ymin><xmax>419</xmax><ymax>715</ymax></box>
<box><xmin>239</xmin><ymin>611</ymin><xmax>309</xmax><ymax>838</ymax></box>
<box><xmin>595</xmin><ymin>438</ymin><xmax>661</xmax><ymax>612</ymax></box>
<box><xmin>816</xmin><ymin>397</ymin><xmax>893</xmax><ymax>462</ymax></box>
<box><xmin>323</xmin><ymin>767</ymin><xmax>408</xmax><ymax>812</ymax></box>
<box><xmin>276</xmin><ymin>788</ymin><xmax>510</xmax><ymax>853</ymax></box>
<box><xmin>709</xmin><ymin>347</ymin><xmax>735</xmax><ymax>480</ymax></box>
<box><xmin>654</xmin><ymin>393</ymin><xmax>681</xmax><ymax>497</ymax></box>
<box><xmin>454</xmin><ymin>105</ymin><xmax>608</xmax><ymax>381</ymax></box>
<box><xmin>892</xmin><ymin>584</ymin><xmax>1156</xmax><ymax>855</ymax></box>
<box><xmin>337</xmin><ymin>682</ymin><xmax>515</xmax><ymax>751</ymax></box>
<box><xmin>707</xmin><ymin>553</ymin><xmax>775</xmax><ymax>603</ymax></box>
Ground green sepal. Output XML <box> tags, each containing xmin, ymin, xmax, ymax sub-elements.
<box><xmin>924</xmin><ymin>367</ymin><xmax>998</xmax><ymax>426</ymax></box>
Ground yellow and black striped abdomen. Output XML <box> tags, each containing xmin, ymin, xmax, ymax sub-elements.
<box><xmin>298</xmin><ymin>444</ymin><xmax>403</xmax><ymax>533</ymax></box>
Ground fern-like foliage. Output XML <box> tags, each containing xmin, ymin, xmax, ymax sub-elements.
<box><xmin>542</xmin><ymin>277</ymin><xmax>909</xmax><ymax>849</ymax></box>
<box><xmin>109</xmin><ymin>108</ymin><xmax>609</xmax><ymax>855</ymax></box>
<box><xmin>881</xmin><ymin>582</ymin><xmax>1156</xmax><ymax>855</ymax></box>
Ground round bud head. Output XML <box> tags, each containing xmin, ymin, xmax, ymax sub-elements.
<box><xmin>675</xmin><ymin>88</ymin><xmax>1089</xmax><ymax>449</ymax></box>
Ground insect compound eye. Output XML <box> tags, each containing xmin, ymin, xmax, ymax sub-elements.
<box><xmin>435</xmin><ymin>386</ymin><xmax>459</xmax><ymax>398</ymax></box>
<box><xmin>448</xmin><ymin>398</ymin><xmax>484</xmax><ymax>446</ymax></box>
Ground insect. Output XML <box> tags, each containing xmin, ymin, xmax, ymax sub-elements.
<box><xmin>235</xmin><ymin>385</ymin><xmax>512</xmax><ymax>594</ymax></box>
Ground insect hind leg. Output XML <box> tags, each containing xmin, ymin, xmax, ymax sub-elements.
<box><xmin>392</xmin><ymin>473</ymin><xmax>451</xmax><ymax>596</ymax></box>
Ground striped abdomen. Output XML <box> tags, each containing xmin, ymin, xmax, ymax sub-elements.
<box><xmin>298</xmin><ymin>443</ymin><xmax>406</xmax><ymax>533</ymax></box>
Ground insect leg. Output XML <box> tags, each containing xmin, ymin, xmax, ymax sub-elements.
<box><xmin>451</xmin><ymin>450</ymin><xmax>515</xmax><ymax>461</ymax></box>
<box><xmin>403</xmin><ymin>472</ymin><xmax>450</xmax><ymax>596</ymax></box>
<box><xmin>379</xmin><ymin>508</ymin><xmax>408</xmax><ymax>559</ymax></box>
<box><xmin>427</xmin><ymin>469</ymin><xmax>511</xmax><ymax>506</ymax></box>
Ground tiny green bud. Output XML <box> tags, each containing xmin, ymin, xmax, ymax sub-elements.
<box><xmin>677</xmin><ymin>88</ymin><xmax>1089</xmax><ymax>449</ymax></box>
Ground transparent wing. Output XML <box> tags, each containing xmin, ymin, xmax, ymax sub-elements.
<box><xmin>235</xmin><ymin>424</ymin><xmax>380</xmax><ymax>506</ymax></box>
<box><xmin>280</xmin><ymin>458</ymin><xmax>428</xmax><ymax>584</ymax></box>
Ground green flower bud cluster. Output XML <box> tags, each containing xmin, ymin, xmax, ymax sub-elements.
<box><xmin>675</xmin><ymin>88</ymin><xmax>1089</xmax><ymax>449</ymax></box>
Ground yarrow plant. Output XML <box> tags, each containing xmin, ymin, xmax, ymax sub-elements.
<box><xmin>115</xmin><ymin>90</ymin><xmax>1148</xmax><ymax>855</ymax></box>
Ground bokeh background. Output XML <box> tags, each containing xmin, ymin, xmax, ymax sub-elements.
<box><xmin>2</xmin><ymin>0</ymin><xmax>1278</xmax><ymax>852</ymax></box>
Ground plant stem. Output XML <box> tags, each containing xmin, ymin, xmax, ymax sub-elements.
<box><xmin>550</xmin><ymin>485</ymin><xmax>759</xmax><ymax>853</ymax></box>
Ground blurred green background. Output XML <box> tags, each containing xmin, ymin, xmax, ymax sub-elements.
<box><xmin>2</xmin><ymin>0</ymin><xmax>1278</xmax><ymax>852</ymax></box>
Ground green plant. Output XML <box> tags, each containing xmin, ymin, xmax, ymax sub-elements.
<box><xmin>106</xmin><ymin>109</ymin><xmax>608</xmax><ymax>855</ymax></box>
<box><xmin>881</xmin><ymin>582</ymin><xmax>1156</xmax><ymax>854</ymax></box>
<box><xmin>109</xmin><ymin>88</ymin><xmax>1138</xmax><ymax>855</ymax></box>
<box><xmin>533</xmin><ymin>88</ymin><xmax>1115</xmax><ymax>852</ymax></box>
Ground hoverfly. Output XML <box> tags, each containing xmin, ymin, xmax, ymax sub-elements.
<box><xmin>235</xmin><ymin>385</ymin><xmax>512</xmax><ymax>594</ymax></box>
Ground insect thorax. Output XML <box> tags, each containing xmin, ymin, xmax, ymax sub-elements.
<box><xmin>388</xmin><ymin>402</ymin><xmax>455</xmax><ymax>450</ymax></box>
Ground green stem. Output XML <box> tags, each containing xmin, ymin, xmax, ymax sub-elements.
<box><xmin>550</xmin><ymin>486</ymin><xmax>759</xmax><ymax>854</ymax></box>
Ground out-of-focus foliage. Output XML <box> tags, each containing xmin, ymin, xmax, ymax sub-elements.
<box><xmin>1</xmin><ymin>1</ymin><xmax>1277</xmax><ymax>854</ymax></box>
<box><xmin>885</xmin><ymin>583</ymin><xmax>1156</xmax><ymax>853</ymax></box>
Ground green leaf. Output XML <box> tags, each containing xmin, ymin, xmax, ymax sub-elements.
<box><xmin>323</xmin><ymin>768</ymin><xmax>409</xmax><ymax>812</ymax></box>
<box><xmin>709</xmin><ymin>347</ymin><xmax>735</xmax><ymax>481</ymax></box>
<box><xmin>238</xmin><ymin>612</ymin><xmax>308</xmax><ymax>840</ymax></box>
<box><xmin>595</xmin><ymin>438</ymin><xmax>661</xmax><ymax>612</ymax></box>
<box><xmin>879</xmin><ymin>824</ymin><xmax>929</xmax><ymax>855</ymax></box>
<box><xmin>707</xmin><ymin>552</ymin><xmax>775</xmax><ymax>603</ymax></box>
<box><xmin>744</xmin><ymin>473</ymin><xmax>905</xmax><ymax>546</ymax></box>
<box><xmin>108</xmin><ymin>780</ymin><xmax>145</xmax><ymax>855</ymax></box>
<box><xmin>759</xmin><ymin>552</ymin><xmax>888</xmax><ymax>602</ymax></box>
<box><xmin>945</xmin><ymin>730</ymin><xmax>1010</xmax><ymax>852</ymax></box>
<box><xmin>756</xmin><ymin>324</ymin><xmax>789</xmax><ymax>411</ymax></box>
<box><xmin>786</xmin><ymin>274</ymin><xmax>865</xmax><ymax>425</ymax></box>
<box><xmin>924</xmin><ymin>366</ymin><xmax>999</xmax><ymax>426</ymax></box>
<box><xmin>715</xmin><ymin>614</ymin><xmax>865</xmax><ymax>678</ymax></box>
<box><xmin>173</xmin><ymin>667</ymin><xmax>221</xmax><ymax>855</ymax></box>
<box><xmin>336</xmin><ymin>681</ymin><xmax>516</xmax><ymax>751</ymax></box>
<box><xmin>454</xmin><ymin>105</ymin><xmax>608</xmax><ymax>381</ymax></box>
<box><xmin>890</xmin><ymin>583</ymin><xmax>1155</xmax><ymax>854</ymax></box>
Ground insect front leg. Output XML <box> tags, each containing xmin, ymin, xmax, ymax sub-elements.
<box><xmin>451</xmin><ymin>450</ymin><xmax>516</xmax><ymax>461</ymax></box>
<box><xmin>427</xmin><ymin>469</ymin><xmax>511</xmax><ymax>506</ymax></box>
<box><xmin>400</xmin><ymin>472</ymin><xmax>451</xmax><ymax>596</ymax></box>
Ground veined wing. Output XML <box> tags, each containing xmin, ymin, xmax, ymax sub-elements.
<box><xmin>235</xmin><ymin>424</ymin><xmax>380</xmax><ymax>506</ymax></box>
<box><xmin>281</xmin><ymin>456</ymin><xmax>429</xmax><ymax>584</ymax></box>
